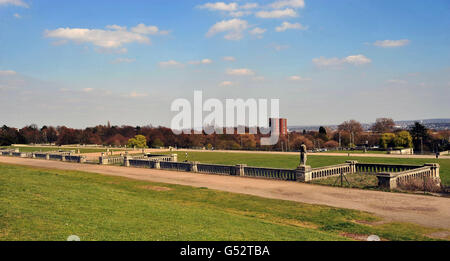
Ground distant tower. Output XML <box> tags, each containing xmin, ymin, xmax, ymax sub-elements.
<box><xmin>107</xmin><ymin>121</ymin><xmax>111</xmax><ymax>128</ymax></box>
<box><xmin>269</xmin><ymin>118</ymin><xmax>288</xmax><ymax>136</ymax></box>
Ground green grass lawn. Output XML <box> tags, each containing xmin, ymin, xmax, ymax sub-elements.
<box><xmin>165</xmin><ymin>151</ymin><xmax>450</xmax><ymax>186</ymax></box>
<box><xmin>0</xmin><ymin>163</ymin><xmax>444</xmax><ymax>241</ymax></box>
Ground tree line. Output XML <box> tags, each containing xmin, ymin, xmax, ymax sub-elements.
<box><xmin>1</xmin><ymin>119</ymin><xmax>449</xmax><ymax>152</ymax></box>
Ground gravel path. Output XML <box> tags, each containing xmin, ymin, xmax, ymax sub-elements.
<box><xmin>1</xmin><ymin>156</ymin><xmax>449</xmax><ymax>229</ymax></box>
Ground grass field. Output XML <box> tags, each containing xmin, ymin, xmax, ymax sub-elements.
<box><xmin>0</xmin><ymin>163</ymin><xmax>445</xmax><ymax>241</ymax></box>
<box><xmin>165</xmin><ymin>151</ymin><xmax>450</xmax><ymax>186</ymax></box>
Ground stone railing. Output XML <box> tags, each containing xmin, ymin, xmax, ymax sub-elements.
<box><xmin>377</xmin><ymin>163</ymin><xmax>440</xmax><ymax>189</ymax></box>
<box><xmin>0</xmin><ymin>150</ymin><xmax>86</xmax><ymax>163</ymax></box>
<box><xmin>160</xmin><ymin>161</ymin><xmax>192</xmax><ymax>172</ymax></box>
<box><xmin>308</xmin><ymin>162</ymin><xmax>355</xmax><ymax>181</ymax></box>
<box><xmin>99</xmin><ymin>155</ymin><xmax>124</xmax><ymax>165</ymax></box>
<box><xmin>196</xmin><ymin>163</ymin><xmax>237</xmax><ymax>176</ymax></box>
<box><xmin>244</xmin><ymin>166</ymin><xmax>296</xmax><ymax>181</ymax></box>
<box><xmin>128</xmin><ymin>158</ymin><xmax>157</xmax><ymax>169</ymax></box>
<box><xmin>356</xmin><ymin>163</ymin><xmax>420</xmax><ymax>174</ymax></box>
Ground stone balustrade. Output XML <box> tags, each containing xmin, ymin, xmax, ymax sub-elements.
<box><xmin>159</xmin><ymin>161</ymin><xmax>192</xmax><ymax>172</ymax></box>
<box><xmin>377</xmin><ymin>163</ymin><xmax>440</xmax><ymax>189</ymax></box>
<box><xmin>244</xmin><ymin>166</ymin><xmax>296</xmax><ymax>181</ymax></box>
<box><xmin>308</xmin><ymin>162</ymin><xmax>355</xmax><ymax>181</ymax></box>
<box><xmin>0</xmin><ymin>149</ymin><xmax>442</xmax><ymax>191</ymax></box>
<box><xmin>356</xmin><ymin>163</ymin><xmax>420</xmax><ymax>174</ymax></box>
<box><xmin>196</xmin><ymin>163</ymin><xmax>237</xmax><ymax>176</ymax></box>
<box><xmin>128</xmin><ymin>158</ymin><xmax>157</xmax><ymax>168</ymax></box>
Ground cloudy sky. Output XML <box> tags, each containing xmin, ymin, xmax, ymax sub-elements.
<box><xmin>1</xmin><ymin>0</ymin><xmax>449</xmax><ymax>128</ymax></box>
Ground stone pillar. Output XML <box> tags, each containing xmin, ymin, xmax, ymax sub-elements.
<box><xmin>154</xmin><ymin>160</ymin><xmax>161</xmax><ymax>169</ymax></box>
<box><xmin>171</xmin><ymin>154</ymin><xmax>178</xmax><ymax>162</ymax></box>
<box><xmin>345</xmin><ymin>160</ymin><xmax>358</xmax><ymax>173</ymax></box>
<box><xmin>45</xmin><ymin>153</ymin><xmax>50</xmax><ymax>160</ymax></box>
<box><xmin>124</xmin><ymin>156</ymin><xmax>130</xmax><ymax>167</ymax></box>
<box><xmin>32</xmin><ymin>153</ymin><xmax>36</xmax><ymax>159</ymax></box>
<box><xmin>425</xmin><ymin>163</ymin><xmax>441</xmax><ymax>180</ymax></box>
<box><xmin>61</xmin><ymin>155</ymin><xmax>66</xmax><ymax>162</ymax></box>
<box><xmin>296</xmin><ymin>165</ymin><xmax>312</xmax><ymax>182</ymax></box>
<box><xmin>191</xmin><ymin>161</ymin><xmax>199</xmax><ymax>173</ymax></box>
<box><xmin>376</xmin><ymin>173</ymin><xmax>396</xmax><ymax>189</ymax></box>
<box><xmin>99</xmin><ymin>153</ymin><xmax>108</xmax><ymax>165</ymax></box>
<box><xmin>235</xmin><ymin>164</ymin><xmax>247</xmax><ymax>176</ymax></box>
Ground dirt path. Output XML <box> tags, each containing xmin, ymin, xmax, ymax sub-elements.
<box><xmin>1</xmin><ymin>156</ymin><xmax>449</xmax><ymax>230</ymax></box>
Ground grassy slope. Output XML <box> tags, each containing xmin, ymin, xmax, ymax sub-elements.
<box><xmin>0</xmin><ymin>163</ymin><xmax>442</xmax><ymax>241</ymax></box>
<box><xmin>167</xmin><ymin>151</ymin><xmax>450</xmax><ymax>186</ymax></box>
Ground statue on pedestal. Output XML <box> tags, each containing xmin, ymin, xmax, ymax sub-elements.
<box><xmin>300</xmin><ymin>143</ymin><xmax>307</xmax><ymax>166</ymax></box>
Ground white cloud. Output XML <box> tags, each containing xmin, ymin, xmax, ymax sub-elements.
<box><xmin>44</xmin><ymin>24</ymin><xmax>169</xmax><ymax>51</ymax></box>
<box><xmin>227</xmin><ymin>68</ymin><xmax>255</xmax><ymax>76</ymax></box>
<box><xmin>82</xmin><ymin>88</ymin><xmax>94</xmax><ymax>93</ymax></box>
<box><xmin>255</xmin><ymin>8</ymin><xmax>297</xmax><ymax>18</ymax></box>
<box><xmin>241</xmin><ymin>3</ymin><xmax>259</xmax><ymax>9</ymax></box>
<box><xmin>0</xmin><ymin>0</ymin><xmax>29</xmax><ymax>8</ymax></box>
<box><xmin>131</xmin><ymin>23</ymin><xmax>169</xmax><ymax>35</ymax></box>
<box><xmin>223</xmin><ymin>56</ymin><xmax>236</xmax><ymax>62</ymax></box>
<box><xmin>270</xmin><ymin>0</ymin><xmax>305</xmax><ymax>9</ymax></box>
<box><xmin>44</xmin><ymin>26</ymin><xmax>150</xmax><ymax>49</ymax></box>
<box><xmin>188</xmin><ymin>59</ymin><xmax>213</xmax><ymax>65</ymax></box>
<box><xmin>159</xmin><ymin>60</ymin><xmax>183</xmax><ymax>68</ymax></box>
<box><xmin>111</xmin><ymin>58</ymin><xmax>136</xmax><ymax>64</ymax></box>
<box><xmin>198</xmin><ymin>2</ymin><xmax>238</xmax><ymax>11</ymax></box>
<box><xmin>229</xmin><ymin>11</ymin><xmax>252</xmax><ymax>17</ymax></box>
<box><xmin>0</xmin><ymin>70</ymin><xmax>17</xmax><ymax>76</ymax></box>
<box><xmin>343</xmin><ymin>55</ymin><xmax>372</xmax><ymax>65</ymax></box>
<box><xmin>275</xmin><ymin>21</ymin><xmax>308</xmax><ymax>32</ymax></box>
<box><xmin>13</xmin><ymin>13</ymin><xmax>21</xmax><ymax>18</ymax></box>
<box><xmin>250</xmin><ymin>27</ymin><xmax>266</xmax><ymax>38</ymax></box>
<box><xmin>206</xmin><ymin>19</ymin><xmax>248</xmax><ymax>40</ymax></box>
<box><xmin>289</xmin><ymin>75</ymin><xmax>311</xmax><ymax>81</ymax></box>
<box><xmin>105</xmin><ymin>24</ymin><xmax>127</xmax><ymax>31</ymax></box>
<box><xmin>374</xmin><ymin>39</ymin><xmax>410</xmax><ymax>48</ymax></box>
<box><xmin>313</xmin><ymin>55</ymin><xmax>372</xmax><ymax>67</ymax></box>
<box><xmin>219</xmin><ymin>81</ymin><xmax>234</xmax><ymax>86</ymax></box>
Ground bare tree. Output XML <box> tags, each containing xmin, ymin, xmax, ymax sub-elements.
<box><xmin>371</xmin><ymin>118</ymin><xmax>395</xmax><ymax>133</ymax></box>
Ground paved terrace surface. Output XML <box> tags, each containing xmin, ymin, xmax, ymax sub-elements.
<box><xmin>1</xmin><ymin>156</ymin><xmax>449</xmax><ymax>230</ymax></box>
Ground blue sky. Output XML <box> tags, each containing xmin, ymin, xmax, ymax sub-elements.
<box><xmin>0</xmin><ymin>0</ymin><xmax>449</xmax><ymax>128</ymax></box>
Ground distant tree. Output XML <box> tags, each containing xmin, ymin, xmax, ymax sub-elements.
<box><xmin>318</xmin><ymin>126</ymin><xmax>328</xmax><ymax>141</ymax></box>
<box><xmin>338</xmin><ymin>120</ymin><xmax>363</xmax><ymax>134</ymax></box>
<box><xmin>409</xmin><ymin>122</ymin><xmax>430</xmax><ymax>151</ymax></box>
<box><xmin>127</xmin><ymin>135</ymin><xmax>148</xmax><ymax>148</ymax></box>
<box><xmin>324</xmin><ymin>140</ymin><xmax>339</xmax><ymax>149</ymax></box>
<box><xmin>371</xmin><ymin>118</ymin><xmax>395</xmax><ymax>133</ymax></box>
<box><xmin>151</xmin><ymin>138</ymin><xmax>164</xmax><ymax>148</ymax></box>
<box><xmin>380</xmin><ymin>133</ymin><xmax>396</xmax><ymax>149</ymax></box>
<box><xmin>292</xmin><ymin>136</ymin><xmax>313</xmax><ymax>150</ymax></box>
<box><xmin>319</xmin><ymin>126</ymin><xmax>327</xmax><ymax>135</ymax></box>
<box><xmin>394</xmin><ymin>131</ymin><xmax>413</xmax><ymax>148</ymax></box>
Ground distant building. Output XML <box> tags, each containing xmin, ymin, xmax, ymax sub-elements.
<box><xmin>269</xmin><ymin>118</ymin><xmax>288</xmax><ymax>136</ymax></box>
